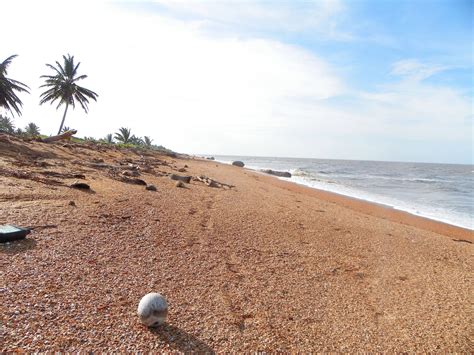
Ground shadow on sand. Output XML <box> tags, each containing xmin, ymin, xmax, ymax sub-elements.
<box><xmin>150</xmin><ymin>323</ymin><xmax>214</xmax><ymax>353</ymax></box>
<box><xmin>0</xmin><ymin>237</ymin><xmax>37</xmax><ymax>255</ymax></box>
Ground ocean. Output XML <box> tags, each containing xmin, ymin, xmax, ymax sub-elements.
<box><xmin>211</xmin><ymin>155</ymin><xmax>473</xmax><ymax>230</ymax></box>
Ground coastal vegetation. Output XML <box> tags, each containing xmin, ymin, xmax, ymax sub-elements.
<box><xmin>114</xmin><ymin>127</ymin><xmax>133</xmax><ymax>144</ymax></box>
<box><xmin>0</xmin><ymin>53</ymin><xmax>168</xmax><ymax>154</ymax></box>
<box><xmin>24</xmin><ymin>122</ymin><xmax>41</xmax><ymax>137</ymax></box>
<box><xmin>0</xmin><ymin>115</ymin><xmax>15</xmax><ymax>133</ymax></box>
<box><xmin>39</xmin><ymin>54</ymin><xmax>98</xmax><ymax>134</ymax></box>
<box><xmin>0</xmin><ymin>55</ymin><xmax>30</xmax><ymax>117</ymax></box>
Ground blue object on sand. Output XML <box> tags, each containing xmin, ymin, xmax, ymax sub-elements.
<box><xmin>0</xmin><ymin>225</ymin><xmax>31</xmax><ymax>243</ymax></box>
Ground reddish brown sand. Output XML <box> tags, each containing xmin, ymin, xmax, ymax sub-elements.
<box><xmin>1</xmin><ymin>134</ymin><xmax>473</xmax><ymax>352</ymax></box>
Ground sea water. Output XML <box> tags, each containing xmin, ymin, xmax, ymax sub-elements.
<box><xmin>212</xmin><ymin>155</ymin><xmax>473</xmax><ymax>230</ymax></box>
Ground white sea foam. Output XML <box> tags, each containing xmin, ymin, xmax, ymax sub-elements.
<box><xmin>212</xmin><ymin>156</ymin><xmax>473</xmax><ymax>230</ymax></box>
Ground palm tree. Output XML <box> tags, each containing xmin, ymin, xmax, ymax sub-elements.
<box><xmin>0</xmin><ymin>115</ymin><xmax>15</xmax><ymax>133</ymax></box>
<box><xmin>114</xmin><ymin>127</ymin><xmax>132</xmax><ymax>144</ymax></box>
<box><xmin>39</xmin><ymin>54</ymin><xmax>98</xmax><ymax>134</ymax></box>
<box><xmin>24</xmin><ymin>122</ymin><xmax>41</xmax><ymax>136</ymax></box>
<box><xmin>0</xmin><ymin>55</ymin><xmax>30</xmax><ymax>117</ymax></box>
<box><xmin>143</xmin><ymin>136</ymin><xmax>153</xmax><ymax>147</ymax></box>
<box><xmin>130</xmin><ymin>135</ymin><xmax>144</xmax><ymax>146</ymax></box>
<box><xmin>104</xmin><ymin>133</ymin><xmax>113</xmax><ymax>144</ymax></box>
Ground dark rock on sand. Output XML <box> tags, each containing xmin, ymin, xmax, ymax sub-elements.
<box><xmin>175</xmin><ymin>181</ymin><xmax>185</xmax><ymax>188</ymax></box>
<box><xmin>146</xmin><ymin>184</ymin><xmax>157</xmax><ymax>191</ymax></box>
<box><xmin>261</xmin><ymin>169</ymin><xmax>292</xmax><ymax>178</ymax></box>
<box><xmin>122</xmin><ymin>178</ymin><xmax>147</xmax><ymax>186</ymax></box>
<box><xmin>232</xmin><ymin>161</ymin><xmax>245</xmax><ymax>167</ymax></box>
<box><xmin>170</xmin><ymin>174</ymin><xmax>191</xmax><ymax>183</ymax></box>
<box><xmin>70</xmin><ymin>182</ymin><xmax>91</xmax><ymax>190</ymax></box>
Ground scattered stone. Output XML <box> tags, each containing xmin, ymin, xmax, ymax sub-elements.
<box><xmin>232</xmin><ymin>161</ymin><xmax>245</xmax><ymax>167</ymax></box>
<box><xmin>178</xmin><ymin>168</ymin><xmax>186</xmax><ymax>173</ymax></box>
<box><xmin>261</xmin><ymin>169</ymin><xmax>292</xmax><ymax>178</ymax></box>
<box><xmin>146</xmin><ymin>184</ymin><xmax>157</xmax><ymax>191</ymax></box>
<box><xmin>184</xmin><ymin>164</ymin><xmax>189</xmax><ymax>168</ymax></box>
<box><xmin>169</xmin><ymin>174</ymin><xmax>191</xmax><ymax>183</ymax></box>
<box><xmin>206</xmin><ymin>157</ymin><xmax>215</xmax><ymax>160</ymax></box>
<box><xmin>122</xmin><ymin>170</ymin><xmax>140</xmax><ymax>177</ymax></box>
<box><xmin>127</xmin><ymin>178</ymin><xmax>147</xmax><ymax>186</ymax></box>
<box><xmin>175</xmin><ymin>181</ymin><xmax>185</xmax><ymax>188</ymax></box>
<box><xmin>68</xmin><ymin>201</ymin><xmax>76</xmax><ymax>207</ymax></box>
<box><xmin>140</xmin><ymin>165</ymin><xmax>154</xmax><ymax>173</ymax></box>
<box><xmin>70</xmin><ymin>182</ymin><xmax>91</xmax><ymax>190</ymax></box>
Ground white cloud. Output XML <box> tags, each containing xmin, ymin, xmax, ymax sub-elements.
<box><xmin>390</xmin><ymin>59</ymin><xmax>449</xmax><ymax>82</ymax></box>
<box><xmin>148</xmin><ymin>0</ymin><xmax>351</xmax><ymax>39</ymax></box>
<box><xmin>2</xmin><ymin>1</ymin><xmax>344</xmax><ymax>145</ymax></box>
<box><xmin>1</xmin><ymin>1</ymin><xmax>472</xmax><ymax>163</ymax></box>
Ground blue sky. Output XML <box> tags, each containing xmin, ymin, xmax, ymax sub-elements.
<box><xmin>3</xmin><ymin>0</ymin><xmax>473</xmax><ymax>163</ymax></box>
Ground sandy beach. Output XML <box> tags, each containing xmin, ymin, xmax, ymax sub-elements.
<box><xmin>1</xmin><ymin>134</ymin><xmax>473</xmax><ymax>352</ymax></box>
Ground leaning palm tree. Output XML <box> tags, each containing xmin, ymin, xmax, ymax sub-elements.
<box><xmin>39</xmin><ymin>54</ymin><xmax>98</xmax><ymax>134</ymax></box>
<box><xmin>114</xmin><ymin>127</ymin><xmax>132</xmax><ymax>144</ymax></box>
<box><xmin>0</xmin><ymin>55</ymin><xmax>30</xmax><ymax>117</ymax></box>
<box><xmin>24</xmin><ymin>122</ymin><xmax>41</xmax><ymax>136</ymax></box>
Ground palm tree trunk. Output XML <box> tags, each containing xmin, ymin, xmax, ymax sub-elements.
<box><xmin>57</xmin><ymin>103</ymin><xmax>69</xmax><ymax>134</ymax></box>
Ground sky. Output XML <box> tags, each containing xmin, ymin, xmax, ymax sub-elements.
<box><xmin>2</xmin><ymin>0</ymin><xmax>473</xmax><ymax>164</ymax></box>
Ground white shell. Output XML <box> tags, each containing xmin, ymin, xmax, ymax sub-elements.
<box><xmin>137</xmin><ymin>292</ymin><xmax>168</xmax><ymax>327</ymax></box>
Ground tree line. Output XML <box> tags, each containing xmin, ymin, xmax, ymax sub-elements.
<box><xmin>1</xmin><ymin>54</ymin><xmax>97</xmax><ymax>134</ymax></box>
<box><xmin>0</xmin><ymin>54</ymin><xmax>165</xmax><ymax>151</ymax></box>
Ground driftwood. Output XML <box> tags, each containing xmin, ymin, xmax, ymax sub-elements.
<box><xmin>170</xmin><ymin>174</ymin><xmax>192</xmax><ymax>183</ymax></box>
<box><xmin>41</xmin><ymin>130</ymin><xmax>77</xmax><ymax>143</ymax></box>
<box><xmin>195</xmin><ymin>175</ymin><xmax>234</xmax><ymax>189</ymax></box>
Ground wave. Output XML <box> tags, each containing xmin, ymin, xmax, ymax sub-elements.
<box><xmin>212</xmin><ymin>156</ymin><xmax>473</xmax><ymax>230</ymax></box>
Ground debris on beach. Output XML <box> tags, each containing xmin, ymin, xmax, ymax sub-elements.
<box><xmin>232</xmin><ymin>161</ymin><xmax>245</xmax><ymax>167</ymax></box>
<box><xmin>175</xmin><ymin>181</ymin><xmax>185</xmax><ymax>188</ymax></box>
<box><xmin>137</xmin><ymin>292</ymin><xmax>168</xmax><ymax>327</ymax></box>
<box><xmin>146</xmin><ymin>184</ymin><xmax>157</xmax><ymax>191</ymax></box>
<box><xmin>194</xmin><ymin>175</ymin><xmax>235</xmax><ymax>189</ymax></box>
<box><xmin>261</xmin><ymin>169</ymin><xmax>292</xmax><ymax>178</ymax></box>
<box><xmin>122</xmin><ymin>170</ymin><xmax>140</xmax><ymax>177</ymax></box>
<box><xmin>169</xmin><ymin>174</ymin><xmax>192</xmax><ymax>183</ymax></box>
<box><xmin>0</xmin><ymin>225</ymin><xmax>31</xmax><ymax>243</ymax></box>
<box><xmin>70</xmin><ymin>181</ymin><xmax>91</xmax><ymax>190</ymax></box>
<box><xmin>123</xmin><ymin>177</ymin><xmax>147</xmax><ymax>186</ymax></box>
<box><xmin>40</xmin><ymin>129</ymin><xmax>78</xmax><ymax>143</ymax></box>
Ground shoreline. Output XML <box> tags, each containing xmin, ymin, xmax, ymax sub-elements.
<box><xmin>2</xmin><ymin>137</ymin><xmax>473</xmax><ymax>351</ymax></box>
<box><xmin>214</xmin><ymin>160</ymin><xmax>472</xmax><ymax>240</ymax></box>
<box><xmin>256</xmin><ymin>169</ymin><xmax>473</xmax><ymax>242</ymax></box>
